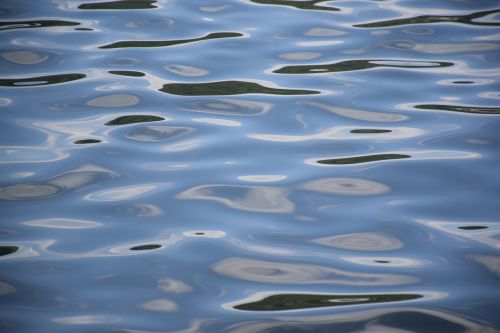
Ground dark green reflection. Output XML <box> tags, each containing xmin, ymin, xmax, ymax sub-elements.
<box><xmin>100</xmin><ymin>32</ymin><xmax>243</xmax><ymax>49</ymax></box>
<box><xmin>458</xmin><ymin>226</ymin><xmax>488</xmax><ymax>230</ymax></box>
<box><xmin>74</xmin><ymin>139</ymin><xmax>101</xmax><ymax>144</ymax></box>
<box><xmin>355</xmin><ymin>9</ymin><xmax>500</xmax><ymax>28</ymax></box>
<box><xmin>0</xmin><ymin>20</ymin><xmax>79</xmax><ymax>31</ymax></box>
<box><xmin>318</xmin><ymin>154</ymin><xmax>410</xmax><ymax>165</ymax></box>
<box><xmin>79</xmin><ymin>0</ymin><xmax>157</xmax><ymax>10</ymax></box>
<box><xmin>351</xmin><ymin>129</ymin><xmax>392</xmax><ymax>134</ymax></box>
<box><xmin>105</xmin><ymin>115</ymin><xmax>164</xmax><ymax>126</ymax></box>
<box><xmin>234</xmin><ymin>293</ymin><xmax>422</xmax><ymax>311</ymax></box>
<box><xmin>415</xmin><ymin>104</ymin><xmax>500</xmax><ymax>115</ymax></box>
<box><xmin>130</xmin><ymin>244</ymin><xmax>161</xmax><ymax>251</ymax></box>
<box><xmin>0</xmin><ymin>74</ymin><xmax>86</xmax><ymax>87</ymax></box>
<box><xmin>274</xmin><ymin>60</ymin><xmax>453</xmax><ymax>74</ymax></box>
<box><xmin>248</xmin><ymin>0</ymin><xmax>338</xmax><ymax>12</ymax></box>
<box><xmin>109</xmin><ymin>70</ymin><xmax>146</xmax><ymax>77</ymax></box>
<box><xmin>0</xmin><ymin>246</ymin><xmax>19</xmax><ymax>257</ymax></box>
<box><xmin>160</xmin><ymin>81</ymin><xmax>319</xmax><ymax>96</ymax></box>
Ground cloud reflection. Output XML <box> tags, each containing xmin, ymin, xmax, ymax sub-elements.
<box><xmin>140</xmin><ymin>298</ymin><xmax>178</xmax><ymax>312</ymax></box>
<box><xmin>249</xmin><ymin>126</ymin><xmax>422</xmax><ymax>142</ymax></box>
<box><xmin>177</xmin><ymin>185</ymin><xmax>294</xmax><ymax>213</ymax></box>
<box><xmin>0</xmin><ymin>164</ymin><xmax>117</xmax><ymax>200</ymax></box>
<box><xmin>86</xmin><ymin>94</ymin><xmax>139</xmax><ymax>107</ymax></box>
<box><xmin>53</xmin><ymin>315</ymin><xmax>117</xmax><ymax>325</ymax></box>
<box><xmin>417</xmin><ymin>219</ymin><xmax>500</xmax><ymax>250</ymax></box>
<box><xmin>158</xmin><ymin>278</ymin><xmax>193</xmax><ymax>294</ymax></box>
<box><xmin>213</xmin><ymin>258</ymin><xmax>417</xmax><ymax>285</ymax></box>
<box><xmin>300</xmin><ymin>101</ymin><xmax>408</xmax><ymax>122</ymax></box>
<box><xmin>22</xmin><ymin>218</ymin><xmax>101</xmax><ymax>229</ymax></box>
<box><xmin>313</xmin><ymin>232</ymin><xmax>403</xmax><ymax>251</ymax></box>
<box><xmin>85</xmin><ymin>183</ymin><xmax>170</xmax><ymax>201</ymax></box>
<box><xmin>179</xmin><ymin>98</ymin><xmax>272</xmax><ymax>116</ymax></box>
<box><xmin>300</xmin><ymin>178</ymin><xmax>390</xmax><ymax>196</ymax></box>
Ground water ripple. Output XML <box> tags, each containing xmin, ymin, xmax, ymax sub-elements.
<box><xmin>0</xmin><ymin>73</ymin><xmax>86</xmax><ymax>87</ymax></box>
<box><xmin>247</xmin><ymin>0</ymin><xmax>339</xmax><ymax>12</ymax></box>
<box><xmin>274</xmin><ymin>59</ymin><xmax>453</xmax><ymax>74</ymax></box>
<box><xmin>1</xmin><ymin>1</ymin><xmax>499</xmax><ymax>332</ymax></box>
<box><xmin>317</xmin><ymin>154</ymin><xmax>411</xmax><ymax>165</ymax></box>
<box><xmin>355</xmin><ymin>8</ymin><xmax>500</xmax><ymax>28</ymax></box>
<box><xmin>99</xmin><ymin>32</ymin><xmax>243</xmax><ymax>49</ymax></box>
<box><xmin>104</xmin><ymin>115</ymin><xmax>165</xmax><ymax>126</ymax></box>
<box><xmin>213</xmin><ymin>258</ymin><xmax>417</xmax><ymax>285</ymax></box>
<box><xmin>232</xmin><ymin>292</ymin><xmax>422</xmax><ymax>311</ymax></box>
<box><xmin>0</xmin><ymin>20</ymin><xmax>80</xmax><ymax>31</ymax></box>
<box><xmin>160</xmin><ymin>80</ymin><xmax>319</xmax><ymax>96</ymax></box>
<box><xmin>78</xmin><ymin>0</ymin><xmax>157</xmax><ymax>10</ymax></box>
<box><xmin>415</xmin><ymin>104</ymin><xmax>500</xmax><ymax>115</ymax></box>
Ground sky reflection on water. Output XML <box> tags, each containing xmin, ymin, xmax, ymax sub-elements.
<box><xmin>0</xmin><ymin>0</ymin><xmax>499</xmax><ymax>332</ymax></box>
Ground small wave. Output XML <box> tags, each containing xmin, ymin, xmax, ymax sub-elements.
<box><xmin>233</xmin><ymin>292</ymin><xmax>422</xmax><ymax>311</ymax></box>
<box><xmin>74</xmin><ymin>139</ymin><xmax>101</xmax><ymax>144</ymax></box>
<box><xmin>99</xmin><ymin>32</ymin><xmax>243</xmax><ymax>49</ymax></box>
<box><xmin>0</xmin><ymin>246</ymin><xmax>19</xmax><ymax>257</ymax></box>
<box><xmin>317</xmin><ymin>154</ymin><xmax>411</xmax><ymax>165</ymax></box>
<box><xmin>355</xmin><ymin>9</ymin><xmax>500</xmax><ymax>28</ymax></box>
<box><xmin>108</xmin><ymin>70</ymin><xmax>145</xmax><ymax>77</ymax></box>
<box><xmin>78</xmin><ymin>0</ymin><xmax>157</xmax><ymax>10</ymax></box>
<box><xmin>247</xmin><ymin>0</ymin><xmax>339</xmax><ymax>12</ymax></box>
<box><xmin>160</xmin><ymin>80</ymin><xmax>319</xmax><ymax>96</ymax></box>
<box><xmin>274</xmin><ymin>59</ymin><xmax>453</xmax><ymax>74</ymax></box>
<box><xmin>0</xmin><ymin>73</ymin><xmax>85</xmax><ymax>87</ymax></box>
<box><xmin>0</xmin><ymin>20</ymin><xmax>79</xmax><ymax>31</ymax></box>
<box><xmin>104</xmin><ymin>115</ymin><xmax>165</xmax><ymax>126</ymax></box>
<box><xmin>415</xmin><ymin>104</ymin><xmax>500</xmax><ymax>115</ymax></box>
<box><xmin>130</xmin><ymin>244</ymin><xmax>162</xmax><ymax>251</ymax></box>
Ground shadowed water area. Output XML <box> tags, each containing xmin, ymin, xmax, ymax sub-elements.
<box><xmin>0</xmin><ymin>0</ymin><xmax>499</xmax><ymax>332</ymax></box>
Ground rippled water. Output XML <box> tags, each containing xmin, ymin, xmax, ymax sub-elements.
<box><xmin>1</xmin><ymin>0</ymin><xmax>500</xmax><ymax>332</ymax></box>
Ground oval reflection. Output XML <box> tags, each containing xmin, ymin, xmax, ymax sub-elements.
<box><xmin>213</xmin><ymin>258</ymin><xmax>417</xmax><ymax>285</ymax></box>
<box><xmin>87</xmin><ymin>94</ymin><xmax>139</xmax><ymax>108</ymax></box>
<box><xmin>180</xmin><ymin>98</ymin><xmax>272</xmax><ymax>116</ymax></box>
<box><xmin>314</xmin><ymin>233</ymin><xmax>403</xmax><ymax>251</ymax></box>
<box><xmin>177</xmin><ymin>185</ymin><xmax>294</xmax><ymax>213</ymax></box>
<box><xmin>0</xmin><ymin>184</ymin><xmax>60</xmax><ymax>200</ymax></box>
<box><xmin>300</xmin><ymin>178</ymin><xmax>390</xmax><ymax>196</ymax></box>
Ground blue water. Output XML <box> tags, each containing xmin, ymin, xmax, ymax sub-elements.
<box><xmin>1</xmin><ymin>1</ymin><xmax>500</xmax><ymax>332</ymax></box>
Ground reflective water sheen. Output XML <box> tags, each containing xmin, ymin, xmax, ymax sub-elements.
<box><xmin>0</xmin><ymin>0</ymin><xmax>499</xmax><ymax>332</ymax></box>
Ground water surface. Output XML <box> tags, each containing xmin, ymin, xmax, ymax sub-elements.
<box><xmin>1</xmin><ymin>0</ymin><xmax>499</xmax><ymax>332</ymax></box>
